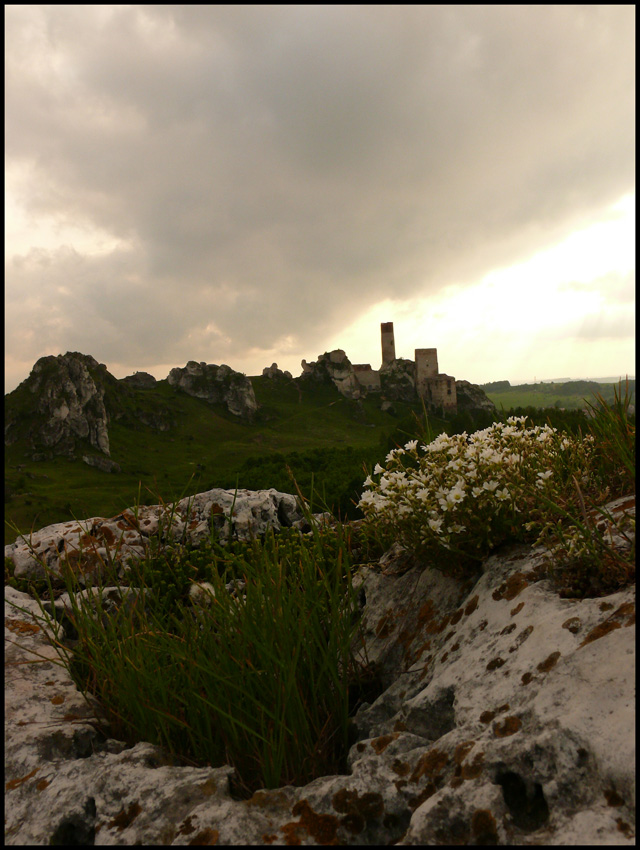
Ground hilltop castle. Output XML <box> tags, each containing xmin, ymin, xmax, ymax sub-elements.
<box><xmin>349</xmin><ymin>322</ymin><xmax>458</xmax><ymax>412</ymax></box>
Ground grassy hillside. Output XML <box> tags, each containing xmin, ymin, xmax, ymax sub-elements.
<box><xmin>5</xmin><ymin>376</ymin><xmax>437</xmax><ymax>544</ymax></box>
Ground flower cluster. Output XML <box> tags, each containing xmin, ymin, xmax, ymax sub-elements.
<box><xmin>358</xmin><ymin>417</ymin><xmax>595</xmax><ymax>573</ymax></box>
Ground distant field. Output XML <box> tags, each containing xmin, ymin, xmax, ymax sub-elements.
<box><xmin>484</xmin><ymin>379</ymin><xmax>635</xmax><ymax>412</ymax></box>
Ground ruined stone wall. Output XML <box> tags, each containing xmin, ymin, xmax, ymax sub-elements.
<box><xmin>353</xmin><ymin>364</ymin><xmax>381</xmax><ymax>392</ymax></box>
<box><xmin>415</xmin><ymin>348</ymin><xmax>439</xmax><ymax>397</ymax></box>
<box><xmin>427</xmin><ymin>373</ymin><xmax>458</xmax><ymax>411</ymax></box>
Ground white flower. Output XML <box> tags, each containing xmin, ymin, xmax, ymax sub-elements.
<box><xmin>374</xmin><ymin>463</ymin><xmax>384</xmax><ymax>475</ymax></box>
<box><xmin>483</xmin><ymin>480</ymin><xmax>500</xmax><ymax>492</ymax></box>
<box><xmin>496</xmin><ymin>487</ymin><xmax>510</xmax><ymax>501</ymax></box>
<box><xmin>537</xmin><ymin>470</ymin><xmax>553</xmax><ymax>480</ymax></box>
<box><xmin>428</xmin><ymin>517</ymin><xmax>443</xmax><ymax>533</ymax></box>
<box><xmin>363</xmin><ymin>475</ymin><xmax>373</xmax><ymax>488</ymax></box>
<box><xmin>404</xmin><ymin>439</ymin><xmax>418</xmax><ymax>452</ymax></box>
<box><xmin>189</xmin><ymin>582</ymin><xmax>216</xmax><ymax>607</ymax></box>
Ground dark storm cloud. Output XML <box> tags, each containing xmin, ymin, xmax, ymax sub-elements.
<box><xmin>5</xmin><ymin>5</ymin><xmax>635</xmax><ymax>380</ymax></box>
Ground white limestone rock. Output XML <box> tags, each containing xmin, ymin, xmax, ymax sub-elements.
<box><xmin>4</xmin><ymin>497</ymin><xmax>635</xmax><ymax>845</ymax></box>
<box><xmin>167</xmin><ymin>361</ymin><xmax>258</xmax><ymax>419</ymax></box>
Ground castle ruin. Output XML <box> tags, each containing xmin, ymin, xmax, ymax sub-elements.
<box><xmin>352</xmin><ymin>322</ymin><xmax>457</xmax><ymax>411</ymax></box>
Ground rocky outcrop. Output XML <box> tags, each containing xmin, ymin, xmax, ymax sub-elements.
<box><xmin>4</xmin><ymin>488</ymin><xmax>306</xmax><ymax>586</ymax></box>
<box><xmin>300</xmin><ymin>350</ymin><xmax>363</xmax><ymax>400</ymax></box>
<box><xmin>120</xmin><ymin>371</ymin><xmax>157</xmax><ymax>389</ymax></box>
<box><xmin>167</xmin><ymin>361</ymin><xmax>258</xmax><ymax>420</ymax></box>
<box><xmin>379</xmin><ymin>358</ymin><xmax>418</xmax><ymax>403</ymax></box>
<box><xmin>4</xmin><ymin>352</ymin><xmax>112</xmax><ymax>458</ymax></box>
<box><xmin>81</xmin><ymin>455</ymin><xmax>122</xmax><ymax>474</ymax></box>
<box><xmin>456</xmin><ymin>380</ymin><xmax>496</xmax><ymax>412</ymax></box>
<box><xmin>262</xmin><ymin>362</ymin><xmax>293</xmax><ymax>380</ymax></box>
<box><xmin>4</xmin><ymin>496</ymin><xmax>635</xmax><ymax>845</ymax></box>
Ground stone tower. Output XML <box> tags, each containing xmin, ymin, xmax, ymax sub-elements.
<box><xmin>415</xmin><ymin>348</ymin><xmax>439</xmax><ymax>396</ymax></box>
<box><xmin>381</xmin><ymin>322</ymin><xmax>396</xmax><ymax>366</ymax></box>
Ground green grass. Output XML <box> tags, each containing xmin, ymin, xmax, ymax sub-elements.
<box><xmin>7</xmin><ymin>516</ymin><xmax>379</xmax><ymax>795</ymax></box>
<box><xmin>5</xmin><ymin>377</ymin><xmax>432</xmax><ymax>544</ymax></box>
<box><xmin>484</xmin><ymin>379</ymin><xmax>635</xmax><ymax>412</ymax></box>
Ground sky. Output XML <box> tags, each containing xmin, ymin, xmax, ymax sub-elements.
<box><xmin>5</xmin><ymin>5</ymin><xmax>635</xmax><ymax>394</ymax></box>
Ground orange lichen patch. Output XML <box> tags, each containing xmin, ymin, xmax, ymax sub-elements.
<box><xmin>616</xmin><ymin>819</ymin><xmax>634</xmax><ymax>839</ymax></box>
<box><xmin>375</xmin><ymin>611</ymin><xmax>396</xmax><ymax>639</ymax></box>
<box><xmin>479</xmin><ymin>710</ymin><xmax>496</xmax><ymax>724</ymax></box>
<box><xmin>453</xmin><ymin>741</ymin><xmax>475</xmax><ymax>764</ymax></box>
<box><xmin>407</xmin><ymin>782</ymin><xmax>437</xmax><ymax>811</ymax></box>
<box><xmin>109</xmin><ymin>801</ymin><xmax>142</xmax><ymax>831</ymax></box>
<box><xmin>44</xmin><ymin>681</ymin><xmax>55</xmax><ymax>686</ymax></box>
<box><xmin>6</xmin><ymin>768</ymin><xmax>39</xmax><ymax>790</ymax></box>
<box><xmin>450</xmin><ymin>608</ymin><xmax>464</xmax><ymax>625</ymax></box>
<box><xmin>262</xmin><ymin>835</ymin><xmax>277</xmax><ymax>844</ymax></box>
<box><xmin>462</xmin><ymin>751</ymin><xmax>485</xmax><ymax>780</ymax></box>
<box><xmin>493</xmin><ymin>716</ymin><xmax>521</xmax><ymax>737</ymax></box>
<box><xmin>35</xmin><ymin>779</ymin><xmax>50</xmax><ymax>791</ymax></box>
<box><xmin>486</xmin><ymin>657</ymin><xmax>505</xmax><ymax>671</ymax></box>
<box><xmin>210</xmin><ymin>504</ymin><xmax>224</xmax><ymax>515</ymax></box>
<box><xmin>450</xmin><ymin>642</ymin><xmax>460</xmax><ymax>652</ymax></box>
<box><xmin>579</xmin><ymin>620</ymin><xmax>622</xmax><ymax>647</ymax></box>
<box><xmin>370</xmin><ymin>733</ymin><xmax>399</xmax><ymax>754</ymax></box>
<box><xmin>492</xmin><ymin>572</ymin><xmax>528</xmax><ymax>601</ymax></box>
<box><xmin>501</xmin><ymin>623</ymin><xmax>517</xmax><ymax>635</ymax></box>
<box><xmin>177</xmin><ymin>816</ymin><xmax>196</xmax><ymax>836</ymax></box>
<box><xmin>98</xmin><ymin>525</ymin><xmax>117</xmax><ymax>546</ymax></box>
<box><xmin>393</xmin><ymin>720</ymin><xmax>408</xmax><ymax>732</ymax></box>
<box><xmin>537</xmin><ymin>651</ymin><xmax>561</xmax><ymax>673</ymax></box>
<box><xmin>410</xmin><ymin>748</ymin><xmax>449</xmax><ymax>783</ymax></box>
<box><xmin>356</xmin><ymin>743</ymin><xmax>366</xmax><ymax>753</ymax></box>
<box><xmin>5</xmin><ymin>618</ymin><xmax>40</xmax><ymax>636</ymax></box>
<box><xmin>332</xmin><ymin>789</ymin><xmax>384</xmax><ymax>835</ymax></box>
<box><xmin>188</xmin><ymin>828</ymin><xmax>219</xmax><ymax>845</ymax></box>
<box><xmin>600</xmin><ymin>602</ymin><xmax>614</xmax><ymax>612</ymax></box>
<box><xmin>464</xmin><ymin>595</ymin><xmax>479</xmax><ymax>616</ymax></box>
<box><xmin>604</xmin><ymin>789</ymin><xmax>625</xmax><ymax>807</ymax></box>
<box><xmin>280</xmin><ymin>800</ymin><xmax>339</xmax><ymax>845</ymax></box>
<box><xmin>521</xmin><ymin>672</ymin><xmax>534</xmax><ymax>685</ymax></box>
<box><xmin>248</xmin><ymin>789</ymin><xmax>291</xmax><ymax>808</ymax></box>
<box><xmin>391</xmin><ymin>759</ymin><xmax>410</xmax><ymax>777</ymax></box>
<box><xmin>478</xmin><ymin>619</ymin><xmax>488</xmax><ymax>631</ymax></box>
<box><xmin>50</xmin><ymin>695</ymin><xmax>65</xmax><ymax>705</ymax></box>
<box><xmin>472</xmin><ymin>810</ymin><xmax>498</xmax><ymax>843</ymax></box>
<box><xmin>450</xmin><ymin>775</ymin><xmax>464</xmax><ymax>788</ymax></box>
<box><xmin>562</xmin><ymin>617</ymin><xmax>581</xmax><ymax>634</ymax></box>
<box><xmin>198</xmin><ymin>777</ymin><xmax>219</xmax><ymax>796</ymax></box>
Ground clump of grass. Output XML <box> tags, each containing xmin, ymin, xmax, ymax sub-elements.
<box><xmin>7</xmin><ymin>512</ymin><xmax>369</xmax><ymax>795</ymax></box>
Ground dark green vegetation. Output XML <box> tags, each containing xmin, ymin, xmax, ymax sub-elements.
<box><xmin>483</xmin><ymin>378</ymin><xmax>635</xmax><ymax>411</ymax></box>
<box><xmin>5</xmin><ymin>375</ymin><xmax>441</xmax><ymax>544</ymax></box>
<box><xmin>5</xmin><ymin>373</ymin><xmax>633</xmax><ymax>546</ymax></box>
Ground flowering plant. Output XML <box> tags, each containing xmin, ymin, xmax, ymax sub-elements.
<box><xmin>358</xmin><ymin>416</ymin><xmax>595</xmax><ymax>575</ymax></box>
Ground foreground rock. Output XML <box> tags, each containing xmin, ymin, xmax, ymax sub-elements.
<box><xmin>4</xmin><ymin>497</ymin><xmax>635</xmax><ymax>845</ymax></box>
<box><xmin>4</xmin><ymin>488</ymin><xmax>305</xmax><ymax>586</ymax></box>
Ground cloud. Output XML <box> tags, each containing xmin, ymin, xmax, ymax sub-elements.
<box><xmin>5</xmin><ymin>5</ymin><xmax>635</xmax><ymax>390</ymax></box>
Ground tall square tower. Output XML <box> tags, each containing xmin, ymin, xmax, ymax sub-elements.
<box><xmin>381</xmin><ymin>322</ymin><xmax>396</xmax><ymax>365</ymax></box>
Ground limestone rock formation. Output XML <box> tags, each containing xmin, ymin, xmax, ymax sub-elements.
<box><xmin>4</xmin><ymin>352</ymin><xmax>112</xmax><ymax>458</ymax></box>
<box><xmin>300</xmin><ymin>350</ymin><xmax>363</xmax><ymax>399</ymax></box>
<box><xmin>379</xmin><ymin>358</ymin><xmax>418</xmax><ymax>403</ymax></box>
<box><xmin>4</xmin><ymin>488</ymin><xmax>306</xmax><ymax>586</ymax></box>
<box><xmin>456</xmin><ymin>380</ymin><xmax>496</xmax><ymax>412</ymax></box>
<box><xmin>262</xmin><ymin>362</ymin><xmax>293</xmax><ymax>380</ymax></box>
<box><xmin>120</xmin><ymin>371</ymin><xmax>157</xmax><ymax>389</ymax></box>
<box><xmin>4</xmin><ymin>495</ymin><xmax>635</xmax><ymax>845</ymax></box>
<box><xmin>167</xmin><ymin>361</ymin><xmax>258</xmax><ymax>419</ymax></box>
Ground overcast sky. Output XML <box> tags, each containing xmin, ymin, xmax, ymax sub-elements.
<box><xmin>5</xmin><ymin>5</ymin><xmax>635</xmax><ymax>393</ymax></box>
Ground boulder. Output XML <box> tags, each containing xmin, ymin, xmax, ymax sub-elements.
<box><xmin>4</xmin><ymin>488</ymin><xmax>306</xmax><ymax>586</ymax></box>
<box><xmin>167</xmin><ymin>361</ymin><xmax>258</xmax><ymax>420</ymax></box>
<box><xmin>81</xmin><ymin>455</ymin><xmax>122</xmax><ymax>473</ymax></box>
<box><xmin>4</xmin><ymin>496</ymin><xmax>635</xmax><ymax>845</ymax></box>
